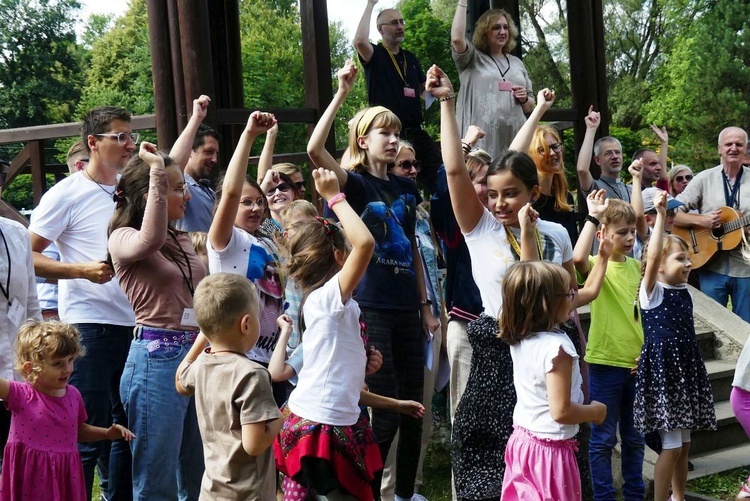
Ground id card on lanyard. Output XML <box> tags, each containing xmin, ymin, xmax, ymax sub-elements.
<box><xmin>385</xmin><ymin>45</ymin><xmax>417</xmax><ymax>99</ymax></box>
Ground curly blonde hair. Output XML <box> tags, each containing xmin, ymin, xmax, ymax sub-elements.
<box><xmin>15</xmin><ymin>320</ymin><xmax>85</xmax><ymax>384</ymax></box>
<box><xmin>473</xmin><ymin>9</ymin><xmax>518</xmax><ymax>54</ymax></box>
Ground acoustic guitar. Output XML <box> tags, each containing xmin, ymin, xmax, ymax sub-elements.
<box><xmin>672</xmin><ymin>206</ymin><xmax>750</xmax><ymax>269</ymax></box>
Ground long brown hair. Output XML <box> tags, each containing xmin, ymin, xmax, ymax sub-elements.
<box><xmin>529</xmin><ymin>125</ymin><xmax>572</xmax><ymax>212</ymax></box>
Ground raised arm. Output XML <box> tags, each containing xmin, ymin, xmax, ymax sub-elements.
<box><xmin>208</xmin><ymin>112</ymin><xmax>277</xmax><ymax>251</ymax></box>
<box><xmin>306</xmin><ymin>62</ymin><xmax>357</xmax><ymax>188</ymax></box>
<box><xmin>354</xmin><ymin>0</ymin><xmax>378</xmax><ymax>63</ymax></box>
<box><xmin>573</xmin><ymin>189</ymin><xmax>608</xmax><ymax>277</ymax></box>
<box><xmin>576</xmin><ymin>106</ymin><xmax>600</xmax><ymax>194</ymax></box>
<box><xmin>314</xmin><ymin>169</ymin><xmax>375</xmax><ymax>301</ymax></box>
<box><xmin>642</xmin><ymin>191</ymin><xmax>667</xmax><ymax>296</ymax></box>
<box><xmin>169</xmin><ymin>95</ymin><xmax>210</xmax><ymax>171</ymax></box>
<box><xmin>256</xmin><ymin>123</ymin><xmax>279</xmax><ymax>185</ymax></box>
<box><xmin>427</xmin><ymin>64</ymin><xmax>484</xmax><ymax>234</ymax></box>
<box><xmin>451</xmin><ymin>0</ymin><xmax>469</xmax><ymax>54</ymax></box>
<box><xmin>508</xmin><ymin>88</ymin><xmax>556</xmax><ymax>152</ymax></box>
<box><xmin>651</xmin><ymin>125</ymin><xmax>669</xmax><ymax>182</ymax></box>
<box><xmin>628</xmin><ymin>160</ymin><xmax>648</xmax><ymax>241</ymax></box>
<box><xmin>574</xmin><ymin>233</ymin><xmax>612</xmax><ymax>307</ymax></box>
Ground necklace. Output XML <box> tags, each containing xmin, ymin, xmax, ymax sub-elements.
<box><xmin>84</xmin><ymin>166</ymin><xmax>115</xmax><ymax>196</ymax></box>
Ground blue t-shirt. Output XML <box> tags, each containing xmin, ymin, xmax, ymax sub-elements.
<box><xmin>328</xmin><ymin>170</ymin><xmax>421</xmax><ymax>310</ymax></box>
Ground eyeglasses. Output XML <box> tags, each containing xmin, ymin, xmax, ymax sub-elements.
<box><xmin>397</xmin><ymin>160</ymin><xmax>422</xmax><ymax>172</ymax></box>
<box><xmin>294</xmin><ymin>181</ymin><xmax>306</xmax><ymax>192</ymax></box>
<box><xmin>176</xmin><ymin>184</ymin><xmax>189</xmax><ymax>195</ymax></box>
<box><xmin>646</xmin><ymin>209</ymin><xmax>677</xmax><ymax>217</ymax></box>
<box><xmin>379</xmin><ymin>19</ymin><xmax>405</xmax><ymax>27</ymax></box>
<box><xmin>539</xmin><ymin>142</ymin><xmax>562</xmax><ymax>154</ymax></box>
<box><xmin>675</xmin><ymin>175</ymin><xmax>693</xmax><ymax>183</ymax></box>
<box><xmin>94</xmin><ymin>132</ymin><xmax>140</xmax><ymax>145</ymax></box>
<box><xmin>239</xmin><ymin>198</ymin><xmax>267</xmax><ymax>209</ymax></box>
<box><xmin>266</xmin><ymin>183</ymin><xmax>292</xmax><ymax>197</ymax></box>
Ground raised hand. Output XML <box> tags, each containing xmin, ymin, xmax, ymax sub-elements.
<box><xmin>246</xmin><ymin>111</ymin><xmax>277</xmax><ymax>137</ymax></box>
<box><xmin>628</xmin><ymin>159</ymin><xmax>642</xmax><ymax>181</ymax></box>
<box><xmin>653</xmin><ymin>190</ymin><xmax>667</xmax><ymax>217</ymax></box>
<box><xmin>337</xmin><ymin>60</ymin><xmax>358</xmax><ymax>95</ymax></box>
<box><xmin>536</xmin><ymin>88</ymin><xmax>556</xmax><ymax>111</ymax></box>
<box><xmin>463</xmin><ymin>125</ymin><xmax>486</xmax><ymax>147</ymax></box>
<box><xmin>276</xmin><ymin>314</ymin><xmax>293</xmax><ymax>335</ymax></box>
<box><xmin>584</xmin><ymin>105</ymin><xmax>600</xmax><ymax>130</ymax></box>
<box><xmin>650</xmin><ymin>124</ymin><xmax>668</xmax><ymax>144</ymax></box>
<box><xmin>425</xmin><ymin>65</ymin><xmax>454</xmax><ymax>98</ymax></box>
<box><xmin>518</xmin><ymin>203</ymin><xmax>539</xmax><ymax>232</ymax></box>
<box><xmin>138</xmin><ymin>142</ymin><xmax>164</xmax><ymax>169</ymax></box>
<box><xmin>586</xmin><ymin>189</ymin><xmax>609</xmax><ymax>219</ymax></box>
<box><xmin>312</xmin><ymin>168</ymin><xmax>341</xmax><ymax>201</ymax></box>
<box><xmin>192</xmin><ymin>95</ymin><xmax>211</xmax><ymax>122</ymax></box>
<box><xmin>597</xmin><ymin>232</ymin><xmax>613</xmax><ymax>260</ymax></box>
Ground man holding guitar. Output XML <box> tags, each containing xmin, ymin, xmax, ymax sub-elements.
<box><xmin>674</xmin><ymin>126</ymin><xmax>750</xmax><ymax>322</ymax></box>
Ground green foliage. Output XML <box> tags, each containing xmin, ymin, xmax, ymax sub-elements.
<box><xmin>81</xmin><ymin>13</ymin><xmax>115</xmax><ymax>50</ymax></box>
<box><xmin>0</xmin><ymin>0</ymin><xmax>83</xmax><ymax>129</ymax></box>
<box><xmin>644</xmin><ymin>1</ymin><xmax>750</xmax><ymax>171</ymax></box>
<box><xmin>1</xmin><ymin>174</ymin><xmax>57</xmax><ymax>211</ymax></box>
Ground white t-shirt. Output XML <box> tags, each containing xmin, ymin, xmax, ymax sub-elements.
<box><xmin>511</xmin><ymin>330</ymin><xmax>582</xmax><ymax>440</ymax></box>
<box><xmin>29</xmin><ymin>172</ymin><xmax>134</xmax><ymax>326</ymax></box>
<box><xmin>464</xmin><ymin>210</ymin><xmax>573</xmax><ymax>317</ymax></box>
<box><xmin>288</xmin><ymin>272</ymin><xmax>366</xmax><ymax>426</ymax></box>
<box><xmin>207</xmin><ymin>226</ymin><xmax>284</xmax><ymax>364</ymax></box>
<box><xmin>639</xmin><ymin>280</ymin><xmax>689</xmax><ymax>310</ymax></box>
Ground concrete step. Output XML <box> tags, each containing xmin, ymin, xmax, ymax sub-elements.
<box><xmin>687</xmin><ymin>442</ymin><xmax>750</xmax><ymax>481</ymax></box>
<box><xmin>705</xmin><ymin>359</ymin><xmax>736</xmax><ymax>402</ymax></box>
<box><xmin>691</xmin><ymin>400</ymin><xmax>749</xmax><ymax>455</ymax></box>
<box><xmin>696</xmin><ymin>329</ymin><xmax>716</xmax><ymax>362</ymax></box>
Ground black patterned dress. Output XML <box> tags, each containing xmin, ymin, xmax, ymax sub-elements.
<box><xmin>634</xmin><ymin>283</ymin><xmax>717</xmax><ymax>434</ymax></box>
<box><xmin>451</xmin><ymin>314</ymin><xmax>515</xmax><ymax>500</ymax></box>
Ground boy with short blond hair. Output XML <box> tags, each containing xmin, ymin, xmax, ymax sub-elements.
<box><xmin>573</xmin><ymin>191</ymin><xmax>645</xmax><ymax>501</ymax></box>
<box><xmin>176</xmin><ymin>273</ymin><xmax>282</xmax><ymax>501</ymax></box>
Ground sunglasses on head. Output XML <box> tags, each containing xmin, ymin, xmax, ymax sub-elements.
<box><xmin>266</xmin><ymin>183</ymin><xmax>291</xmax><ymax>197</ymax></box>
<box><xmin>675</xmin><ymin>175</ymin><xmax>693</xmax><ymax>182</ymax></box>
<box><xmin>396</xmin><ymin>160</ymin><xmax>422</xmax><ymax>172</ymax></box>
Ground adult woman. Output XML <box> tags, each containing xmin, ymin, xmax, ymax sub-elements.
<box><xmin>529</xmin><ymin>125</ymin><xmax>578</xmax><ymax>245</ymax></box>
<box><xmin>668</xmin><ymin>164</ymin><xmax>694</xmax><ymax>197</ymax></box>
<box><xmin>109</xmin><ymin>142</ymin><xmax>207</xmax><ymax>499</ymax></box>
<box><xmin>260</xmin><ymin>170</ymin><xmax>300</xmax><ymax>237</ymax></box>
<box><xmin>257</xmin><ymin>122</ymin><xmax>308</xmax><ymax>198</ymax></box>
<box><xmin>451</xmin><ymin>4</ymin><xmax>534</xmax><ymax>159</ymax></box>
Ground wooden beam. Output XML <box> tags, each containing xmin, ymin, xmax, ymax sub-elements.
<box><xmin>216</xmin><ymin>108</ymin><xmax>320</xmax><ymax>125</ymax></box>
<box><xmin>0</xmin><ymin>201</ymin><xmax>28</xmax><ymax>227</ymax></box>
<box><xmin>177</xmin><ymin>0</ymin><xmax>217</xmax><ymax>126</ymax></box>
<box><xmin>0</xmin><ymin>115</ymin><xmax>157</xmax><ymax>144</ymax></box>
<box><xmin>29</xmin><ymin>140</ymin><xmax>45</xmax><ymax>205</ymax></box>
<box><xmin>167</xmin><ymin>0</ymin><xmax>187</xmax><ymax>132</ymax></box>
<box><xmin>147</xmin><ymin>0</ymin><xmax>178</xmax><ymax>149</ymax></box>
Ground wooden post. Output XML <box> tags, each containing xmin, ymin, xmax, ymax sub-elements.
<box><xmin>147</xmin><ymin>0</ymin><xmax>178</xmax><ymax>149</ymax></box>
<box><xmin>177</xmin><ymin>0</ymin><xmax>217</xmax><ymax>127</ymax></box>
<box><xmin>29</xmin><ymin>140</ymin><xmax>45</xmax><ymax>206</ymax></box>
<box><xmin>167</xmin><ymin>0</ymin><xmax>187</xmax><ymax>132</ymax></box>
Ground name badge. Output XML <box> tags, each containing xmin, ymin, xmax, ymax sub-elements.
<box><xmin>8</xmin><ymin>298</ymin><xmax>23</xmax><ymax>328</ymax></box>
<box><xmin>498</xmin><ymin>80</ymin><xmax>514</xmax><ymax>92</ymax></box>
<box><xmin>181</xmin><ymin>308</ymin><xmax>199</xmax><ymax>328</ymax></box>
<box><xmin>403</xmin><ymin>87</ymin><xmax>416</xmax><ymax>98</ymax></box>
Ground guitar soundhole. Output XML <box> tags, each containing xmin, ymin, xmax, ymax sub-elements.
<box><xmin>711</xmin><ymin>227</ymin><xmax>725</xmax><ymax>239</ymax></box>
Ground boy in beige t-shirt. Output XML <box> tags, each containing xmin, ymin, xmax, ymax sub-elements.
<box><xmin>176</xmin><ymin>273</ymin><xmax>282</xmax><ymax>500</ymax></box>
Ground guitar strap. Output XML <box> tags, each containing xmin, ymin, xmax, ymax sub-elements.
<box><xmin>722</xmin><ymin>169</ymin><xmax>743</xmax><ymax>209</ymax></box>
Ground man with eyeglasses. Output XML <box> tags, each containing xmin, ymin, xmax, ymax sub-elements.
<box><xmin>175</xmin><ymin>120</ymin><xmax>220</xmax><ymax>232</ymax></box>
<box><xmin>354</xmin><ymin>0</ymin><xmax>442</xmax><ymax>193</ymax></box>
<box><xmin>29</xmin><ymin>105</ymin><xmax>137</xmax><ymax>501</ymax></box>
<box><xmin>675</xmin><ymin>126</ymin><xmax>750</xmax><ymax>322</ymax></box>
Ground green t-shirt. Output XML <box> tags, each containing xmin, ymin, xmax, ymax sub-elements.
<box><xmin>581</xmin><ymin>255</ymin><xmax>643</xmax><ymax>368</ymax></box>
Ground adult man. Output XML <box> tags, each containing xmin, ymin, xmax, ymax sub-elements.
<box><xmin>29</xmin><ymin>106</ymin><xmax>137</xmax><ymax>501</ymax></box>
<box><xmin>174</xmin><ymin>122</ymin><xmax>219</xmax><ymax>232</ymax></box>
<box><xmin>675</xmin><ymin>126</ymin><xmax>750</xmax><ymax>322</ymax></box>
<box><xmin>354</xmin><ymin>0</ymin><xmax>441</xmax><ymax>192</ymax></box>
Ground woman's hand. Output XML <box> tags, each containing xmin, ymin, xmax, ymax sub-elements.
<box><xmin>584</xmin><ymin>105</ymin><xmax>600</xmax><ymax>130</ymax></box>
<box><xmin>246</xmin><ymin>111</ymin><xmax>277</xmax><ymax>138</ymax></box>
<box><xmin>586</xmin><ymin>189</ymin><xmax>609</xmax><ymax>219</ymax></box>
<box><xmin>512</xmin><ymin>85</ymin><xmax>529</xmax><ymax>103</ymax></box>
<box><xmin>138</xmin><ymin>142</ymin><xmax>164</xmax><ymax>169</ymax></box>
<box><xmin>536</xmin><ymin>88</ymin><xmax>556</xmax><ymax>111</ymax></box>
<box><xmin>312</xmin><ymin>168</ymin><xmax>341</xmax><ymax>201</ymax></box>
<box><xmin>337</xmin><ymin>60</ymin><xmax>358</xmax><ymax>96</ymax></box>
<box><xmin>425</xmin><ymin>65</ymin><xmax>454</xmax><ymax>99</ymax></box>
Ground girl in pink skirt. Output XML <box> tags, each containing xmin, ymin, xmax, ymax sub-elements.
<box><xmin>499</xmin><ymin>262</ymin><xmax>608</xmax><ymax>500</ymax></box>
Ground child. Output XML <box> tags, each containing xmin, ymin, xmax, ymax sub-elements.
<box><xmin>273</xmin><ymin>167</ymin><xmax>381</xmax><ymax>500</ymax></box>
<box><xmin>189</xmin><ymin>231</ymin><xmax>209</xmax><ymax>271</ymax></box>
<box><xmin>499</xmin><ymin>262</ymin><xmax>607</xmax><ymax>500</ymax></box>
<box><xmin>176</xmin><ymin>273</ymin><xmax>283</xmax><ymax>500</ymax></box>
<box><xmin>634</xmin><ymin>191</ymin><xmax>716</xmax><ymax>501</ymax></box>
<box><xmin>573</xmin><ymin>191</ymin><xmax>645</xmax><ymax>500</ymax></box>
<box><xmin>0</xmin><ymin>320</ymin><xmax>133</xmax><ymax>501</ymax></box>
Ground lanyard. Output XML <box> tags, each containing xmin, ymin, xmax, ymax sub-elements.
<box><xmin>722</xmin><ymin>169</ymin><xmax>743</xmax><ymax>209</ymax></box>
<box><xmin>167</xmin><ymin>231</ymin><xmax>195</xmax><ymax>297</ymax></box>
<box><xmin>504</xmin><ymin>225</ymin><xmax>543</xmax><ymax>261</ymax></box>
<box><xmin>0</xmin><ymin>228</ymin><xmax>10</xmax><ymax>306</ymax></box>
<box><xmin>491</xmin><ymin>54</ymin><xmax>511</xmax><ymax>80</ymax></box>
<box><xmin>384</xmin><ymin>45</ymin><xmax>408</xmax><ymax>86</ymax></box>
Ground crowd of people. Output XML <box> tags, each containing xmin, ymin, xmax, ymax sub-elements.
<box><xmin>1</xmin><ymin>1</ymin><xmax>750</xmax><ymax>500</ymax></box>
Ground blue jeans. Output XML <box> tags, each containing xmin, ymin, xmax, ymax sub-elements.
<box><xmin>70</xmin><ymin>323</ymin><xmax>133</xmax><ymax>501</ymax></box>
<box><xmin>588</xmin><ymin>364</ymin><xmax>645</xmax><ymax>501</ymax></box>
<box><xmin>699</xmin><ymin>269</ymin><xmax>750</xmax><ymax>322</ymax></box>
<box><xmin>120</xmin><ymin>334</ymin><xmax>204</xmax><ymax>500</ymax></box>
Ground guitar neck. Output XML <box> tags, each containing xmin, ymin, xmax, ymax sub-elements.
<box><xmin>724</xmin><ymin>213</ymin><xmax>750</xmax><ymax>232</ymax></box>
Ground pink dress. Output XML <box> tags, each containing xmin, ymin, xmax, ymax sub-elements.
<box><xmin>0</xmin><ymin>380</ymin><xmax>87</xmax><ymax>501</ymax></box>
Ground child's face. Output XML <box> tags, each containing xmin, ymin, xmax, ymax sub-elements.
<box><xmin>235</xmin><ymin>183</ymin><xmax>265</xmax><ymax>234</ymax></box>
<box><xmin>645</xmin><ymin>209</ymin><xmax>676</xmax><ymax>232</ymax></box>
<box><xmin>660</xmin><ymin>244</ymin><xmax>692</xmax><ymax>286</ymax></box>
<box><xmin>360</xmin><ymin>127</ymin><xmax>399</xmax><ymax>165</ymax></box>
<box><xmin>486</xmin><ymin>170</ymin><xmax>539</xmax><ymax>228</ymax></box>
<box><xmin>32</xmin><ymin>355</ymin><xmax>76</xmax><ymax>396</ymax></box>
<box><xmin>601</xmin><ymin>221</ymin><xmax>636</xmax><ymax>257</ymax></box>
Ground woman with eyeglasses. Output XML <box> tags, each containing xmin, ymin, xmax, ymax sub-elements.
<box><xmin>451</xmin><ymin>5</ymin><xmax>534</xmax><ymax>159</ymax></box>
<box><xmin>207</xmin><ymin>112</ymin><xmax>289</xmax><ymax>405</ymax></box>
<box><xmin>528</xmin><ymin>125</ymin><xmax>579</xmax><ymax>246</ymax></box>
<box><xmin>259</xmin><ymin>170</ymin><xmax>300</xmax><ymax>238</ymax></box>
<box><xmin>668</xmin><ymin>165</ymin><xmax>694</xmax><ymax>197</ymax></box>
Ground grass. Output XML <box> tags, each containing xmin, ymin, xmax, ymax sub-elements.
<box><xmin>687</xmin><ymin>466</ymin><xmax>749</xmax><ymax>500</ymax></box>
<box><xmin>420</xmin><ymin>443</ymin><xmax>453</xmax><ymax>501</ymax></box>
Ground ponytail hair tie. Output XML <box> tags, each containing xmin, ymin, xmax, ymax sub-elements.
<box><xmin>315</xmin><ymin>216</ymin><xmax>339</xmax><ymax>242</ymax></box>
<box><xmin>113</xmin><ymin>189</ymin><xmax>127</xmax><ymax>208</ymax></box>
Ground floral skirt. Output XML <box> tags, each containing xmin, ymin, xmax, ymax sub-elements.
<box><xmin>274</xmin><ymin>405</ymin><xmax>382</xmax><ymax>500</ymax></box>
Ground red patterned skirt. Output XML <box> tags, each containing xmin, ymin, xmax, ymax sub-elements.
<box><xmin>274</xmin><ymin>405</ymin><xmax>382</xmax><ymax>500</ymax></box>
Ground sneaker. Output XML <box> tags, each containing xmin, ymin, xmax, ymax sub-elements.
<box><xmin>736</xmin><ymin>481</ymin><xmax>750</xmax><ymax>499</ymax></box>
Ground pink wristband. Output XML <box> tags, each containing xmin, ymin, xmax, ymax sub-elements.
<box><xmin>327</xmin><ymin>193</ymin><xmax>347</xmax><ymax>209</ymax></box>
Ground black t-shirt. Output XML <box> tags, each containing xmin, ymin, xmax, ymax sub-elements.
<box><xmin>360</xmin><ymin>42</ymin><xmax>425</xmax><ymax>129</ymax></box>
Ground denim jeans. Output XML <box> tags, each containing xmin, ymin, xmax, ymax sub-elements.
<box><xmin>588</xmin><ymin>364</ymin><xmax>645</xmax><ymax>501</ymax></box>
<box><xmin>699</xmin><ymin>269</ymin><xmax>750</xmax><ymax>322</ymax></box>
<box><xmin>70</xmin><ymin>323</ymin><xmax>133</xmax><ymax>501</ymax></box>
<box><xmin>120</xmin><ymin>334</ymin><xmax>204</xmax><ymax>500</ymax></box>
